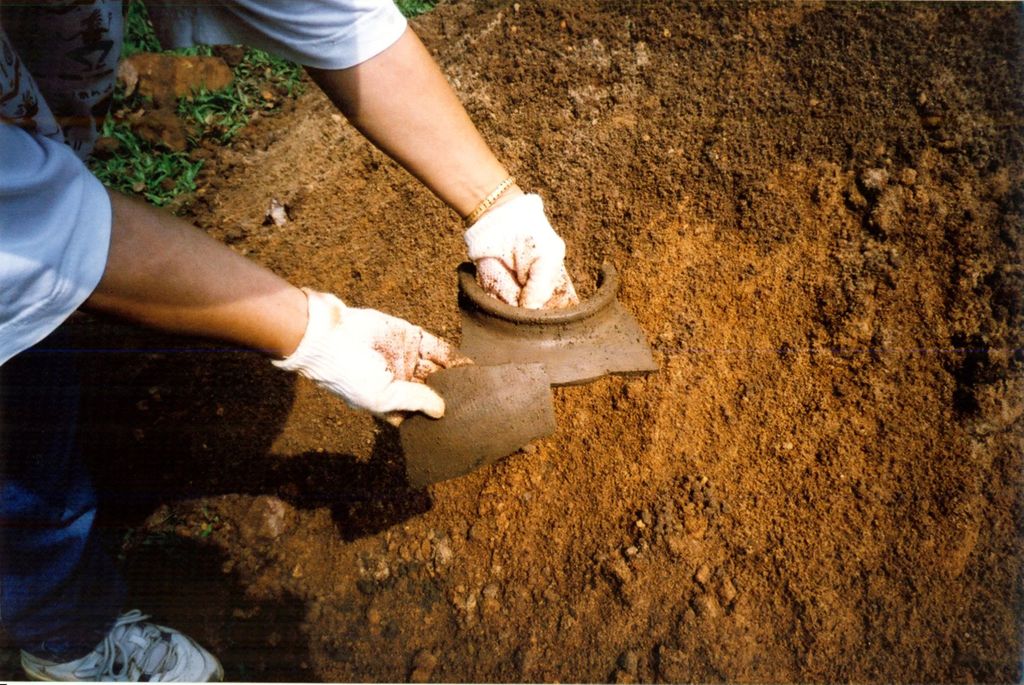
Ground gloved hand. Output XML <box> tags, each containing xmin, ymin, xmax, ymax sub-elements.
<box><xmin>464</xmin><ymin>193</ymin><xmax>579</xmax><ymax>309</ymax></box>
<box><xmin>273</xmin><ymin>289</ymin><xmax>464</xmax><ymax>425</ymax></box>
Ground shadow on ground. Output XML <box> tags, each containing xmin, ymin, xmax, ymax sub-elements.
<box><xmin>0</xmin><ymin>315</ymin><xmax>429</xmax><ymax>680</ymax></box>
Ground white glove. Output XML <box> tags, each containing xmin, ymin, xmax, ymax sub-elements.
<box><xmin>464</xmin><ymin>193</ymin><xmax>579</xmax><ymax>309</ymax></box>
<box><xmin>273</xmin><ymin>289</ymin><xmax>462</xmax><ymax>424</ymax></box>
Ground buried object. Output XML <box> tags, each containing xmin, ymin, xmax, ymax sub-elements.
<box><xmin>457</xmin><ymin>262</ymin><xmax>659</xmax><ymax>385</ymax></box>
<box><xmin>400</xmin><ymin>363</ymin><xmax>556</xmax><ymax>488</ymax></box>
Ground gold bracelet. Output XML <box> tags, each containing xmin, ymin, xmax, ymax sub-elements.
<box><xmin>464</xmin><ymin>177</ymin><xmax>516</xmax><ymax>226</ymax></box>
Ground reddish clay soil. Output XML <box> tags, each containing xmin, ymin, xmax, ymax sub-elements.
<box><xmin>4</xmin><ymin>1</ymin><xmax>1023</xmax><ymax>682</ymax></box>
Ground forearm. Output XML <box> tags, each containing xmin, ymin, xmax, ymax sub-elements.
<box><xmin>84</xmin><ymin>190</ymin><xmax>307</xmax><ymax>358</ymax></box>
<box><xmin>306</xmin><ymin>27</ymin><xmax>521</xmax><ymax>219</ymax></box>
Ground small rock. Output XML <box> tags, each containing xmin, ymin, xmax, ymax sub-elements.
<box><xmin>240</xmin><ymin>495</ymin><xmax>295</xmax><ymax>541</ymax></box>
<box><xmin>433</xmin><ymin>538</ymin><xmax>453</xmax><ymax>568</ymax></box>
<box><xmin>264</xmin><ymin>198</ymin><xmax>288</xmax><ymax>227</ymax></box>
<box><xmin>482</xmin><ymin>583</ymin><xmax>500</xmax><ymax>600</ymax></box>
<box><xmin>118</xmin><ymin>53</ymin><xmax>233</xmax><ymax>106</ymax></box>
<box><xmin>860</xmin><ymin>167</ymin><xmax>889</xmax><ymax>194</ymax></box>
<box><xmin>870</xmin><ymin>187</ymin><xmax>904</xmax><ymax>235</ymax></box>
<box><xmin>719</xmin><ymin>577</ymin><xmax>738</xmax><ymax>605</ymax></box>
<box><xmin>694</xmin><ymin>563</ymin><xmax>712</xmax><ymax>586</ymax></box>
<box><xmin>367</xmin><ymin>607</ymin><xmax>382</xmax><ymax>625</ymax></box>
<box><xmin>691</xmin><ymin>593</ymin><xmax>722</xmax><ymax>620</ymax></box>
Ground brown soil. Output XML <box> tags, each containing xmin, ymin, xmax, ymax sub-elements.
<box><xmin>4</xmin><ymin>1</ymin><xmax>1023</xmax><ymax>682</ymax></box>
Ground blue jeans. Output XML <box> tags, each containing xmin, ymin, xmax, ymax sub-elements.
<box><xmin>0</xmin><ymin>328</ymin><xmax>125</xmax><ymax>661</ymax></box>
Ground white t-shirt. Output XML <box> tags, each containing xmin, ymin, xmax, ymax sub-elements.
<box><xmin>0</xmin><ymin>0</ymin><xmax>407</xmax><ymax>365</ymax></box>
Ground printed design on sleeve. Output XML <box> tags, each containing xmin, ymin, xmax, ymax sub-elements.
<box><xmin>1</xmin><ymin>0</ymin><xmax>123</xmax><ymax>158</ymax></box>
<box><xmin>0</xmin><ymin>28</ymin><xmax>61</xmax><ymax>140</ymax></box>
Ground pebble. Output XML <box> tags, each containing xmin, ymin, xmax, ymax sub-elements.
<box><xmin>860</xmin><ymin>167</ymin><xmax>889</xmax><ymax>193</ymax></box>
<box><xmin>694</xmin><ymin>563</ymin><xmax>712</xmax><ymax>586</ymax></box>
<box><xmin>719</xmin><ymin>577</ymin><xmax>738</xmax><ymax>605</ymax></box>
<box><xmin>691</xmin><ymin>593</ymin><xmax>722</xmax><ymax>620</ymax></box>
<box><xmin>482</xmin><ymin>583</ymin><xmax>501</xmax><ymax>600</ymax></box>
<box><xmin>369</xmin><ymin>558</ymin><xmax>390</xmax><ymax>582</ymax></box>
<box><xmin>433</xmin><ymin>538</ymin><xmax>453</xmax><ymax>568</ymax></box>
<box><xmin>240</xmin><ymin>495</ymin><xmax>294</xmax><ymax>541</ymax></box>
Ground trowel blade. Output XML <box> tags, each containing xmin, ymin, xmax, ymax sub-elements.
<box><xmin>400</xmin><ymin>363</ymin><xmax>555</xmax><ymax>488</ymax></box>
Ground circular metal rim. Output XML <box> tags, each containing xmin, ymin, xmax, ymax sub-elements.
<box><xmin>458</xmin><ymin>261</ymin><xmax>619</xmax><ymax>325</ymax></box>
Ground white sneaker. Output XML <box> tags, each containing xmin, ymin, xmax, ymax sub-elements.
<box><xmin>20</xmin><ymin>610</ymin><xmax>224</xmax><ymax>682</ymax></box>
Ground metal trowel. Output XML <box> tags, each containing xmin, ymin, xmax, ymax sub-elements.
<box><xmin>400</xmin><ymin>363</ymin><xmax>556</xmax><ymax>488</ymax></box>
<box><xmin>457</xmin><ymin>262</ymin><xmax>659</xmax><ymax>385</ymax></box>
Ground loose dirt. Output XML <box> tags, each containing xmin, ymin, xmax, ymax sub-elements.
<box><xmin>3</xmin><ymin>2</ymin><xmax>1022</xmax><ymax>682</ymax></box>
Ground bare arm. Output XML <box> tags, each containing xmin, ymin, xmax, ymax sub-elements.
<box><xmin>84</xmin><ymin>190</ymin><xmax>308</xmax><ymax>359</ymax></box>
<box><xmin>306</xmin><ymin>27</ymin><xmax>523</xmax><ymax>219</ymax></box>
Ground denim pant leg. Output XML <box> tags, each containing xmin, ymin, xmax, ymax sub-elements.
<box><xmin>0</xmin><ymin>329</ymin><xmax>125</xmax><ymax>661</ymax></box>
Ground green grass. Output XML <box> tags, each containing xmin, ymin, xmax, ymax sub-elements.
<box><xmin>91</xmin><ymin>0</ymin><xmax>305</xmax><ymax>209</ymax></box>
<box><xmin>396</xmin><ymin>0</ymin><xmax>438</xmax><ymax>17</ymax></box>
<box><xmin>93</xmin><ymin>0</ymin><xmax>436</xmax><ymax>210</ymax></box>
<box><xmin>91</xmin><ymin>116</ymin><xmax>203</xmax><ymax>207</ymax></box>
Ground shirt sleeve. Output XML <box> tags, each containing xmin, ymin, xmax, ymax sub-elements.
<box><xmin>0</xmin><ymin>123</ymin><xmax>112</xmax><ymax>366</ymax></box>
<box><xmin>145</xmin><ymin>0</ymin><xmax>408</xmax><ymax>70</ymax></box>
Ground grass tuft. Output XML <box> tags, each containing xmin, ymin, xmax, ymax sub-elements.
<box><xmin>93</xmin><ymin>0</ymin><xmax>435</xmax><ymax>210</ymax></box>
<box><xmin>91</xmin><ymin>1</ymin><xmax>305</xmax><ymax>210</ymax></box>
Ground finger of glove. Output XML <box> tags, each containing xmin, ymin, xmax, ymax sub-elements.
<box><xmin>417</xmin><ymin>328</ymin><xmax>462</xmax><ymax>369</ymax></box>
<box><xmin>520</xmin><ymin>254</ymin><xmax>566</xmax><ymax>309</ymax></box>
<box><xmin>542</xmin><ymin>268</ymin><xmax>581</xmax><ymax>309</ymax></box>
<box><xmin>371</xmin><ymin>379</ymin><xmax>446</xmax><ymax>418</ymax></box>
<box><xmin>475</xmin><ymin>257</ymin><xmax>522</xmax><ymax>306</ymax></box>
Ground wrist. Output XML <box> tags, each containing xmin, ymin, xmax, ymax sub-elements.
<box><xmin>273</xmin><ymin>289</ymin><xmax>341</xmax><ymax>366</ymax></box>
<box><xmin>475</xmin><ymin>184</ymin><xmax>524</xmax><ymax>222</ymax></box>
<box><xmin>463</xmin><ymin>177</ymin><xmax>522</xmax><ymax>227</ymax></box>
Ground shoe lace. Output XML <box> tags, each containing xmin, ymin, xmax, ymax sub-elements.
<box><xmin>79</xmin><ymin>610</ymin><xmax>179</xmax><ymax>681</ymax></box>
